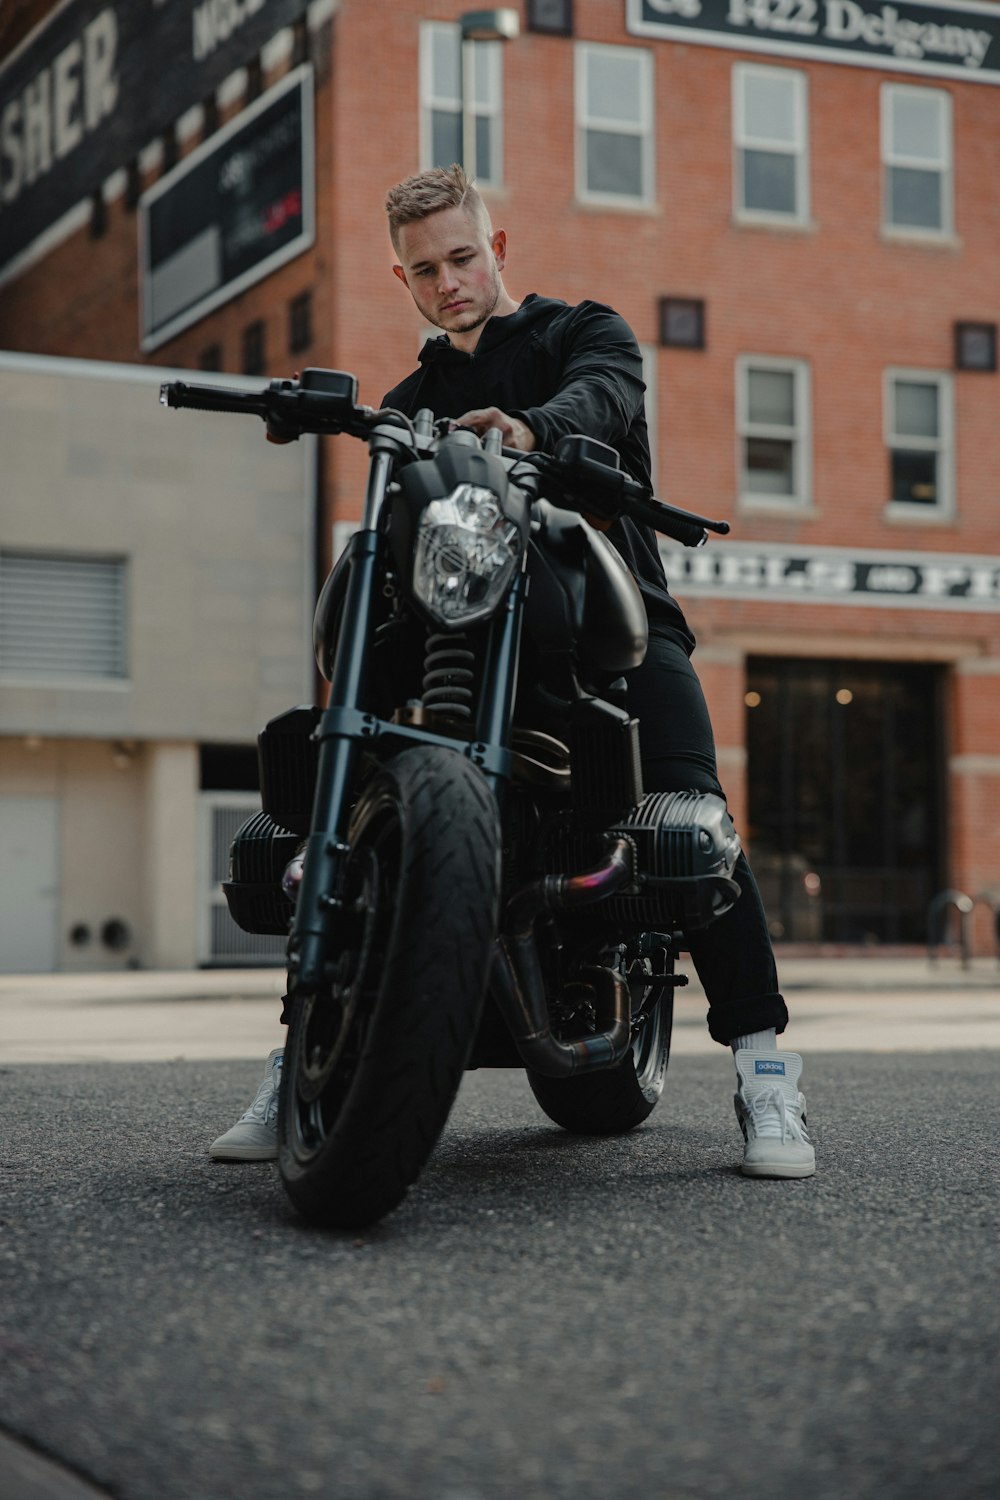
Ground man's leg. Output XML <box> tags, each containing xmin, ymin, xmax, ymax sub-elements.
<box><xmin>626</xmin><ymin>629</ymin><xmax>815</xmax><ymax>1177</ymax></box>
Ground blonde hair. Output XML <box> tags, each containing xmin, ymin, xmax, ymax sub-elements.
<box><xmin>385</xmin><ymin>164</ymin><xmax>492</xmax><ymax>252</ymax></box>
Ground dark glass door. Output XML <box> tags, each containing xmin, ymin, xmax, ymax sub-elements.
<box><xmin>745</xmin><ymin>658</ymin><xmax>946</xmax><ymax>944</ymax></box>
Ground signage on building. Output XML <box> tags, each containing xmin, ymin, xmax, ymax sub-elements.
<box><xmin>628</xmin><ymin>0</ymin><xmax>1000</xmax><ymax>84</ymax></box>
<box><xmin>660</xmin><ymin>539</ymin><xmax>1000</xmax><ymax>610</ymax></box>
<box><xmin>0</xmin><ymin>0</ymin><xmax>309</xmax><ymax>273</ymax></box>
<box><xmin>139</xmin><ymin>65</ymin><xmax>312</xmax><ymax>350</ymax></box>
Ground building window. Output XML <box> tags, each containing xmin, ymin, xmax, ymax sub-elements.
<box><xmin>954</xmin><ymin>321</ymin><xmax>997</xmax><ymax>373</ymax></box>
<box><xmin>242</xmin><ymin>320</ymin><xmax>266</xmax><ymax>376</ymax></box>
<box><xmin>420</xmin><ymin>22</ymin><xmax>503</xmax><ymax>185</ymax></box>
<box><xmin>734</xmin><ymin>65</ymin><xmax>808</xmax><ymax>223</ymax></box>
<box><xmin>884</xmin><ymin>370</ymin><xmax>953</xmax><ymax>516</ymax></box>
<box><xmin>528</xmin><ymin>0</ymin><xmax>574</xmax><ymax>35</ymax></box>
<box><xmin>659</xmin><ymin>296</ymin><xmax>705</xmax><ymax>350</ymax></box>
<box><xmin>198</xmin><ymin>344</ymin><xmax>222</xmax><ymax>372</ymax></box>
<box><xmin>289</xmin><ymin>291</ymin><xmax>313</xmax><ymax>355</ymax></box>
<box><xmin>882</xmin><ymin>85</ymin><xmax>952</xmax><ymax>236</ymax></box>
<box><xmin>0</xmin><ymin>551</ymin><xmax>127</xmax><ymax>680</ymax></box>
<box><xmin>737</xmin><ymin>356</ymin><xmax>811</xmax><ymax>506</ymax></box>
<box><xmin>576</xmin><ymin>43</ymin><xmax>653</xmax><ymax>205</ymax></box>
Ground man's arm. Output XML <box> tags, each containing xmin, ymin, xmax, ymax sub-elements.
<box><xmin>513</xmin><ymin>301</ymin><xmax>646</xmax><ymax>454</ymax></box>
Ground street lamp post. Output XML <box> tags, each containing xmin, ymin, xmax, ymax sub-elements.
<box><xmin>458</xmin><ymin>8</ymin><xmax>520</xmax><ymax>183</ymax></box>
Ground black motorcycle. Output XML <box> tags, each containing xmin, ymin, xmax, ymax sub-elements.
<box><xmin>161</xmin><ymin>368</ymin><xmax>739</xmax><ymax>1228</ymax></box>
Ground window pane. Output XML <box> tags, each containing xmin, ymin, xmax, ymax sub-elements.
<box><xmin>891</xmin><ymin>449</ymin><xmax>938</xmax><ymax>505</ymax></box>
<box><xmin>748</xmin><ymin>368</ymin><xmax>795</xmax><ymax>427</ymax></box>
<box><xmin>431</xmin><ymin>109</ymin><xmax>462</xmax><ymax>170</ymax></box>
<box><xmin>586</xmin><ymin>129</ymin><xmax>643</xmax><ymax>197</ymax></box>
<box><xmin>432</xmin><ymin>27</ymin><xmax>461</xmax><ymax>101</ymax></box>
<box><xmin>890</xmin><ymin>92</ymin><xmax>943</xmax><ymax>162</ymax></box>
<box><xmin>473</xmin><ymin>43</ymin><xmax>496</xmax><ymax>107</ymax></box>
<box><xmin>742</xmin><ymin>149</ymin><xmax>797</xmax><ymax>214</ymax></box>
<box><xmin>475</xmin><ymin>115</ymin><xmax>492</xmax><ymax>181</ymax></box>
<box><xmin>587</xmin><ymin>51</ymin><xmax>642</xmax><ymax>124</ymax></box>
<box><xmin>894</xmin><ymin>380</ymin><xmax>938</xmax><ymax>438</ymax></box>
<box><xmin>887</xmin><ymin>165</ymin><xmax>942</xmax><ymax>229</ymax></box>
<box><xmin>745</xmin><ymin>438</ymin><xmax>794</xmax><ymax>495</ymax></box>
<box><xmin>743</xmin><ymin>72</ymin><xmax>796</xmax><ymax>144</ymax></box>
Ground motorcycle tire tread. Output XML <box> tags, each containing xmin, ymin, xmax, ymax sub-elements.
<box><xmin>279</xmin><ymin>745</ymin><xmax>501</xmax><ymax>1228</ymax></box>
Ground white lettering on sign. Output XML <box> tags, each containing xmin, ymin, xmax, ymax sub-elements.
<box><xmin>645</xmin><ymin>0</ymin><xmax>704</xmax><ymax>17</ymax></box>
<box><xmin>661</xmin><ymin>542</ymin><xmax>1000</xmax><ymax>610</ymax></box>
<box><xmin>723</xmin><ymin>0</ymin><xmax>994</xmax><ymax>67</ymax></box>
<box><xmin>865</xmin><ymin>565</ymin><xmax>919</xmax><ymax>591</ymax></box>
<box><xmin>193</xmin><ymin>0</ymin><xmax>269</xmax><ymax>63</ymax></box>
<box><xmin>727</xmin><ymin>0</ymin><xmax>821</xmax><ymax>38</ymax></box>
<box><xmin>824</xmin><ymin>2</ymin><xmax>993</xmax><ymax>68</ymax></box>
<box><xmin>0</xmin><ymin>8</ymin><xmax>118</xmax><ymax>209</ymax></box>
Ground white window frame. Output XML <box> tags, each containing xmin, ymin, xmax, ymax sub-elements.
<box><xmin>736</xmin><ymin>355</ymin><xmax>812</xmax><ymax>510</ymax></box>
<box><xmin>419</xmin><ymin>21</ymin><xmax>504</xmax><ymax>188</ymax></box>
<box><xmin>575</xmin><ymin>43</ymin><xmax>654</xmax><ymax>207</ymax></box>
<box><xmin>883</xmin><ymin>368</ymin><xmax>954</xmax><ymax>521</ymax></box>
<box><xmin>881</xmin><ymin>84</ymin><xmax>953</xmax><ymax>239</ymax></box>
<box><xmin>733</xmin><ymin>64</ymin><xmax>809</xmax><ymax>226</ymax></box>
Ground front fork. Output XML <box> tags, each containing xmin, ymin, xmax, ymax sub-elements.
<box><xmin>288</xmin><ymin>449</ymin><xmax>526</xmax><ymax>995</ymax></box>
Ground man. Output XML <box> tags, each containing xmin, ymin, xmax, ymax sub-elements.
<box><xmin>210</xmin><ymin>165</ymin><xmax>815</xmax><ymax>1179</ymax></box>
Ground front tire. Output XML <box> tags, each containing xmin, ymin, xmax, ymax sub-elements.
<box><xmin>279</xmin><ymin>746</ymin><xmax>500</xmax><ymax>1227</ymax></box>
<box><xmin>527</xmin><ymin>955</ymin><xmax>674</xmax><ymax>1135</ymax></box>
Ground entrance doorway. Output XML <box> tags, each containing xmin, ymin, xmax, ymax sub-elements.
<box><xmin>745</xmin><ymin>658</ymin><xmax>946</xmax><ymax>944</ymax></box>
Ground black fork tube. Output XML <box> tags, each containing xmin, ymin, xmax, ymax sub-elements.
<box><xmin>474</xmin><ymin>568</ymin><xmax>527</xmax><ymax>796</ymax></box>
<box><xmin>290</xmin><ymin>453</ymin><xmax>392</xmax><ymax>991</ymax></box>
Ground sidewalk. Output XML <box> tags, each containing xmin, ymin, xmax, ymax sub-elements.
<box><xmin>1</xmin><ymin>953</ymin><xmax>995</xmax><ymax>1004</ymax></box>
<box><xmin>0</xmin><ymin>956</ymin><xmax>996</xmax><ymax>1064</ymax></box>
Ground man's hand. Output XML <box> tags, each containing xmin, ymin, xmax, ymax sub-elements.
<box><xmin>457</xmin><ymin>407</ymin><xmax>536</xmax><ymax>451</ymax></box>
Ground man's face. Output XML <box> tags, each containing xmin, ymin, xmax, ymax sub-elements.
<box><xmin>393</xmin><ymin>205</ymin><xmax>506</xmax><ymax>338</ymax></box>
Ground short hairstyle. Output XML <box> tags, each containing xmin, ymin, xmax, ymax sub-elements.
<box><xmin>385</xmin><ymin>164</ymin><xmax>493</xmax><ymax>253</ymax></box>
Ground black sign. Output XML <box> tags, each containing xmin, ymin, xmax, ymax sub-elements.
<box><xmin>628</xmin><ymin>0</ymin><xmax>1000</xmax><ymax>83</ymax></box>
<box><xmin>140</xmin><ymin>66</ymin><xmax>312</xmax><ymax>349</ymax></box>
<box><xmin>0</xmin><ymin>0</ymin><xmax>309</xmax><ymax>273</ymax></box>
<box><xmin>660</xmin><ymin>540</ymin><xmax>1000</xmax><ymax>609</ymax></box>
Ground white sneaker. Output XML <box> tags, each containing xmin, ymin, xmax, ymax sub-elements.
<box><xmin>733</xmin><ymin>1050</ymin><xmax>815</xmax><ymax>1179</ymax></box>
<box><xmin>209</xmin><ymin>1049</ymin><xmax>283</xmax><ymax>1161</ymax></box>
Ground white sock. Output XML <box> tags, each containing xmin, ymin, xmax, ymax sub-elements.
<box><xmin>731</xmin><ymin>1028</ymin><xmax>777</xmax><ymax>1056</ymax></box>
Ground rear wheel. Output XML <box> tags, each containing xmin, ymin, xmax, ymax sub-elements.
<box><xmin>279</xmin><ymin>746</ymin><xmax>500</xmax><ymax>1227</ymax></box>
<box><xmin>526</xmin><ymin>951</ymin><xmax>674</xmax><ymax>1135</ymax></box>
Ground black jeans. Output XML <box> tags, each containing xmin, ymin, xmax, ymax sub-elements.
<box><xmin>625</xmin><ymin>628</ymin><xmax>788</xmax><ymax>1047</ymax></box>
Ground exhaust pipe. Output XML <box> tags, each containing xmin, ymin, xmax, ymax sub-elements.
<box><xmin>491</xmin><ymin>837</ymin><xmax>635</xmax><ymax>1077</ymax></box>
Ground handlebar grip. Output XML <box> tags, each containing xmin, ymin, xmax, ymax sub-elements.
<box><xmin>159</xmin><ymin>381</ymin><xmax>268</xmax><ymax>418</ymax></box>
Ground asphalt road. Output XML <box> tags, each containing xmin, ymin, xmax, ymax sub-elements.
<box><xmin>1</xmin><ymin>1043</ymin><xmax>998</xmax><ymax>1500</ymax></box>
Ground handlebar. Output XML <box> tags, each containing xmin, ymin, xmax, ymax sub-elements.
<box><xmin>160</xmin><ymin>369</ymin><xmax>730</xmax><ymax>549</ymax></box>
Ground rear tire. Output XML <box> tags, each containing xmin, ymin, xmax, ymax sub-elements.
<box><xmin>527</xmin><ymin>955</ymin><xmax>674</xmax><ymax>1135</ymax></box>
<box><xmin>278</xmin><ymin>746</ymin><xmax>500</xmax><ymax>1227</ymax></box>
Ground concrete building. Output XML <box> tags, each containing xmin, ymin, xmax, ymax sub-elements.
<box><xmin>2</xmin><ymin>0</ymin><xmax>999</xmax><ymax>962</ymax></box>
<box><xmin>0</xmin><ymin>354</ymin><xmax>314</xmax><ymax>970</ymax></box>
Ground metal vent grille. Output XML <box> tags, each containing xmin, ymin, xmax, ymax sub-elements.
<box><xmin>0</xmin><ymin>550</ymin><xmax>127</xmax><ymax>678</ymax></box>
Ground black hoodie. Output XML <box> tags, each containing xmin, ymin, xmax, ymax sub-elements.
<box><xmin>382</xmin><ymin>294</ymin><xmax>693</xmax><ymax>644</ymax></box>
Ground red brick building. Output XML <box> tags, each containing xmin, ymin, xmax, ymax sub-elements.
<box><xmin>2</xmin><ymin>0</ymin><xmax>999</xmax><ymax>955</ymax></box>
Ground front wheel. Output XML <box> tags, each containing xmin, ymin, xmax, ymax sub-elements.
<box><xmin>279</xmin><ymin>746</ymin><xmax>500</xmax><ymax>1227</ymax></box>
<box><xmin>526</xmin><ymin>953</ymin><xmax>674</xmax><ymax>1135</ymax></box>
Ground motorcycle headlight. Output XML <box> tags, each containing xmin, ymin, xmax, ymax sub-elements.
<box><xmin>412</xmin><ymin>483</ymin><xmax>521</xmax><ymax>627</ymax></box>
